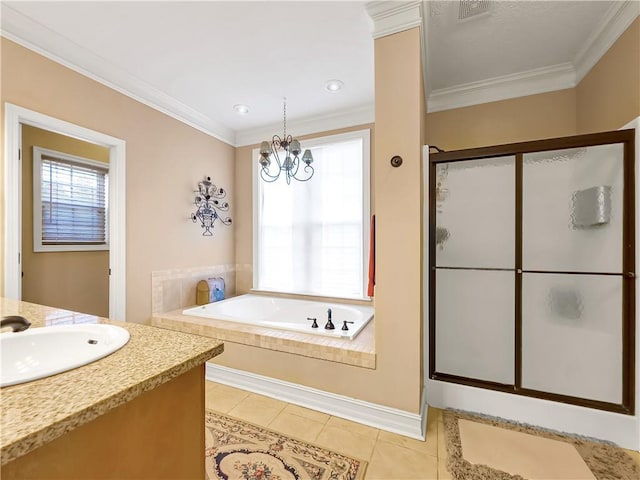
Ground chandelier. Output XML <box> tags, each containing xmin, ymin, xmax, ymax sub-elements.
<box><xmin>258</xmin><ymin>98</ymin><xmax>314</xmax><ymax>184</ymax></box>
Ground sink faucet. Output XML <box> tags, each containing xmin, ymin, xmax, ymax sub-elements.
<box><xmin>1</xmin><ymin>316</ymin><xmax>31</xmax><ymax>332</ymax></box>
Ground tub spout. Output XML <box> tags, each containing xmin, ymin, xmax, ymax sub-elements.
<box><xmin>325</xmin><ymin>309</ymin><xmax>335</xmax><ymax>330</ymax></box>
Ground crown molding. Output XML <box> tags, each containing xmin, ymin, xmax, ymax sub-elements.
<box><xmin>234</xmin><ymin>103</ymin><xmax>375</xmax><ymax>147</ymax></box>
<box><xmin>365</xmin><ymin>1</ymin><xmax>423</xmax><ymax>39</ymax></box>
<box><xmin>1</xmin><ymin>4</ymin><xmax>236</xmax><ymax>146</ymax></box>
<box><xmin>427</xmin><ymin>63</ymin><xmax>576</xmax><ymax>113</ymax></box>
<box><xmin>365</xmin><ymin>1</ymin><xmax>429</xmax><ymax>117</ymax></box>
<box><xmin>573</xmin><ymin>0</ymin><xmax>640</xmax><ymax>83</ymax></box>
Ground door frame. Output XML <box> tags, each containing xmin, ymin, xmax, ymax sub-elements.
<box><xmin>4</xmin><ymin>103</ymin><xmax>126</xmax><ymax>320</ymax></box>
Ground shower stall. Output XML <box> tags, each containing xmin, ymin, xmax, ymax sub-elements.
<box><xmin>427</xmin><ymin>129</ymin><xmax>636</xmax><ymax>415</ymax></box>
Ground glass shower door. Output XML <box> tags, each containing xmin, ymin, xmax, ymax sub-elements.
<box><xmin>521</xmin><ymin>143</ymin><xmax>626</xmax><ymax>404</ymax></box>
<box><xmin>429</xmin><ymin>128</ymin><xmax>635</xmax><ymax>413</ymax></box>
<box><xmin>434</xmin><ymin>156</ymin><xmax>516</xmax><ymax>384</ymax></box>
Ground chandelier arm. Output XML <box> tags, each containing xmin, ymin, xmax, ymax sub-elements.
<box><xmin>289</xmin><ymin>156</ymin><xmax>301</xmax><ymax>177</ymax></box>
<box><xmin>260</xmin><ymin>167</ymin><xmax>281</xmax><ymax>182</ymax></box>
<box><xmin>270</xmin><ymin>135</ymin><xmax>284</xmax><ymax>169</ymax></box>
<box><xmin>292</xmin><ymin>164</ymin><xmax>315</xmax><ymax>182</ymax></box>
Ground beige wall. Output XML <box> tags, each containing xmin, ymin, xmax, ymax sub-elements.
<box><xmin>1</xmin><ymin>38</ymin><xmax>235</xmax><ymax>323</ymax></box>
<box><xmin>21</xmin><ymin>125</ymin><xmax>110</xmax><ymax>317</ymax></box>
<box><xmin>224</xmin><ymin>28</ymin><xmax>424</xmax><ymax>413</ymax></box>
<box><xmin>576</xmin><ymin>17</ymin><xmax>640</xmax><ymax>134</ymax></box>
<box><xmin>426</xmin><ymin>88</ymin><xmax>577</xmax><ymax>150</ymax></box>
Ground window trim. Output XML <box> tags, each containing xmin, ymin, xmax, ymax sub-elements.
<box><xmin>252</xmin><ymin>128</ymin><xmax>371</xmax><ymax>300</ymax></box>
<box><xmin>33</xmin><ymin>146</ymin><xmax>109</xmax><ymax>252</ymax></box>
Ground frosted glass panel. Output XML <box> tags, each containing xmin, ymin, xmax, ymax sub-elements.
<box><xmin>436</xmin><ymin>269</ymin><xmax>515</xmax><ymax>384</ymax></box>
<box><xmin>435</xmin><ymin>156</ymin><xmax>515</xmax><ymax>268</ymax></box>
<box><xmin>523</xmin><ymin>144</ymin><xmax>623</xmax><ymax>272</ymax></box>
<box><xmin>521</xmin><ymin>273</ymin><xmax>622</xmax><ymax>404</ymax></box>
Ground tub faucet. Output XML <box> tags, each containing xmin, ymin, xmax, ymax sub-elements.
<box><xmin>1</xmin><ymin>315</ymin><xmax>31</xmax><ymax>332</ymax></box>
<box><xmin>325</xmin><ymin>309</ymin><xmax>335</xmax><ymax>330</ymax></box>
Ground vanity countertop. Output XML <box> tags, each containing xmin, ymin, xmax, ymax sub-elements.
<box><xmin>0</xmin><ymin>298</ymin><xmax>224</xmax><ymax>465</ymax></box>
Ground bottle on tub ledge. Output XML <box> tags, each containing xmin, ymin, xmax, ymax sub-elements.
<box><xmin>196</xmin><ymin>277</ymin><xmax>225</xmax><ymax>305</ymax></box>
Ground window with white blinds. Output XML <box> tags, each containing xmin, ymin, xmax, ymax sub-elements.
<box><xmin>254</xmin><ymin>129</ymin><xmax>370</xmax><ymax>299</ymax></box>
<box><xmin>33</xmin><ymin>146</ymin><xmax>109</xmax><ymax>252</ymax></box>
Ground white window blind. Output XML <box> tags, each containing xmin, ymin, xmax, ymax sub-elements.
<box><xmin>254</xmin><ymin>129</ymin><xmax>370</xmax><ymax>299</ymax></box>
<box><xmin>33</xmin><ymin>147</ymin><xmax>109</xmax><ymax>252</ymax></box>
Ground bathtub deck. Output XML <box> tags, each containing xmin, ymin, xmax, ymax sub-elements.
<box><xmin>152</xmin><ymin>308</ymin><xmax>375</xmax><ymax>369</ymax></box>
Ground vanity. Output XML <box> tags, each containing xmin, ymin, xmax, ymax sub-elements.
<box><xmin>0</xmin><ymin>298</ymin><xmax>224</xmax><ymax>479</ymax></box>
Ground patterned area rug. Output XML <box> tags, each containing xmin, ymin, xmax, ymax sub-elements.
<box><xmin>443</xmin><ymin>409</ymin><xmax>640</xmax><ymax>480</ymax></box>
<box><xmin>205</xmin><ymin>410</ymin><xmax>367</xmax><ymax>480</ymax></box>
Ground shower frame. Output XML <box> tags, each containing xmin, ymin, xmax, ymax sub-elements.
<box><xmin>428</xmin><ymin>129</ymin><xmax>636</xmax><ymax>414</ymax></box>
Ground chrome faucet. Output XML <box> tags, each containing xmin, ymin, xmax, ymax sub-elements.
<box><xmin>324</xmin><ymin>308</ymin><xmax>335</xmax><ymax>330</ymax></box>
<box><xmin>1</xmin><ymin>315</ymin><xmax>31</xmax><ymax>332</ymax></box>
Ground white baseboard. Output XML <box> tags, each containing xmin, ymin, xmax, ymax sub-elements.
<box><xmin>206</xmin><ymin>363</ymin><xmax>426</xmax><ymax>440</ymax></box>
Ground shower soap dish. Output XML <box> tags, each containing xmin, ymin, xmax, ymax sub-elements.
<box><xmin>571</xmin><ymin>185</ymin><xmax>611</xmax><ymax>228</ymax></box>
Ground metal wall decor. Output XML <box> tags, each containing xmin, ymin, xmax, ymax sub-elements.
<box><xmin>258</xmin><ymin>98</ymin><xmax>314</xmax><ymax>184</ymax></box>
<box><xmin>191</xmin><ymin>176</ymin><xmax>231</xmax><ymax>236</ymax></box>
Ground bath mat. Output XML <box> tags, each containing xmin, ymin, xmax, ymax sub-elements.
<box><xmin>205</xmin><ymin>410</ymin><xmax>367</xmax><ymax>480</ymax></box>
<box><xmin>443</xmin><ymin>409</ymin><xmax>639</xmax><ymax>480</ymax></box>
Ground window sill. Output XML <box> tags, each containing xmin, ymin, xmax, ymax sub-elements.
<box><xmin>249</xmin><ymin>288</ymin><xmax>373</xmax><ymax>306</ymax></box>
<box><xmin>34</xmin><ymin>244</ymin><xmax>109</xmax><ymax>253</ymax></box>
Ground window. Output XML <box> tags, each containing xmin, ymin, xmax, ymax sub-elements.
<box><xmin>254</xmin><ymin>129</ymin><xmax>370</xmax><ymax>299</ymax></box>
<box><xmin>33</xmin><ymin>146</ymin><xmax>109</xmax><ymax>252</ymax></box>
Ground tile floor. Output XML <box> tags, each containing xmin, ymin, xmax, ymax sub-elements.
<box><xmin>205</xmin><ymin>380</ymin><xmax>640</xmax><ymax>480</ymax></box>
<box><xmin>207</xmin><ymin>380</ymin><xmax>449</xmax><ymax>479</ymax></box>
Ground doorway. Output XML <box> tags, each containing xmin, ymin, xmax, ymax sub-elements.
<box><xmin>4</xmin><ymin>103</ymin><xmax>126</xmax><ymax>320</ymax></box>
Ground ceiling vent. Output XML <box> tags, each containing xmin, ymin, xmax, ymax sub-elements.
<box><xmin>458</xmin><ymin>0</ymin><xmax>492</xmax><ymax>21</ymax></box>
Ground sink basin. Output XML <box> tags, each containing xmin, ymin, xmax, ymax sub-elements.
<box><xmin>1</xmin><ymin>324</ymin><xmax>130</xmax><ymax>387</ymax></box>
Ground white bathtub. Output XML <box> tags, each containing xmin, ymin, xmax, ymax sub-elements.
<box><xmin>182</xmin><ymin>294</ymin><xmax>374</xmax><ymax>340</ymax></box>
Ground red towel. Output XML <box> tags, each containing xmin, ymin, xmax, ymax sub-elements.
<box><xmin>367</xmin><ymin>215</ymin><xmax>375</xmax><ymax>297</ymax></box>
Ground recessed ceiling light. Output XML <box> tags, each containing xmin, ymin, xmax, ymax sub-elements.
<box><xmin>324</xmin><ymin>80</ymin><xmax>344</xmax><ymax>93</ymax></box>
<box><xmin>233</xmin><ymin>104</ymin><xmax>249</xmax><ymax>114</ymax></box>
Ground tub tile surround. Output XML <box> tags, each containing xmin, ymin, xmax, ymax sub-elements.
<box><xmin>153</xmin><ymin>309</ymin><xmax>375</xmax><ymax>368</ymax></box>
<box><xmin>151</xmin><ymin>264</ymin><xmax>376</xmax><ymax>367</ymax></box>
<box><xmin>151</xmin><ymin>264</ymin><xmax>236</xmax><ymax>315</ymax></box>
<box><xmin>0</xmin><ymin>298</ymin><xmax>224</xmax><ymax>465</ymax></box>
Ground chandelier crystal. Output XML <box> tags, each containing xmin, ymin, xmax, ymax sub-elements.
<box><xmin>258</xmin><ymin>98</ymin><xmax>314</xmax><ymax>184</ymax></box>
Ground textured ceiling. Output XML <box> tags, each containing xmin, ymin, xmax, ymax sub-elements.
<box><xmin>428</xmin><ymin>1</ymin><xmax>614</xmax><ymax>89</ymax></box>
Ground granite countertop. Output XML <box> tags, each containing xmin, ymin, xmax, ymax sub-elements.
<box><xmin>0</xmin><ymin>298</ymin><xmax>224</xmax><ymax>466</ymax></box>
